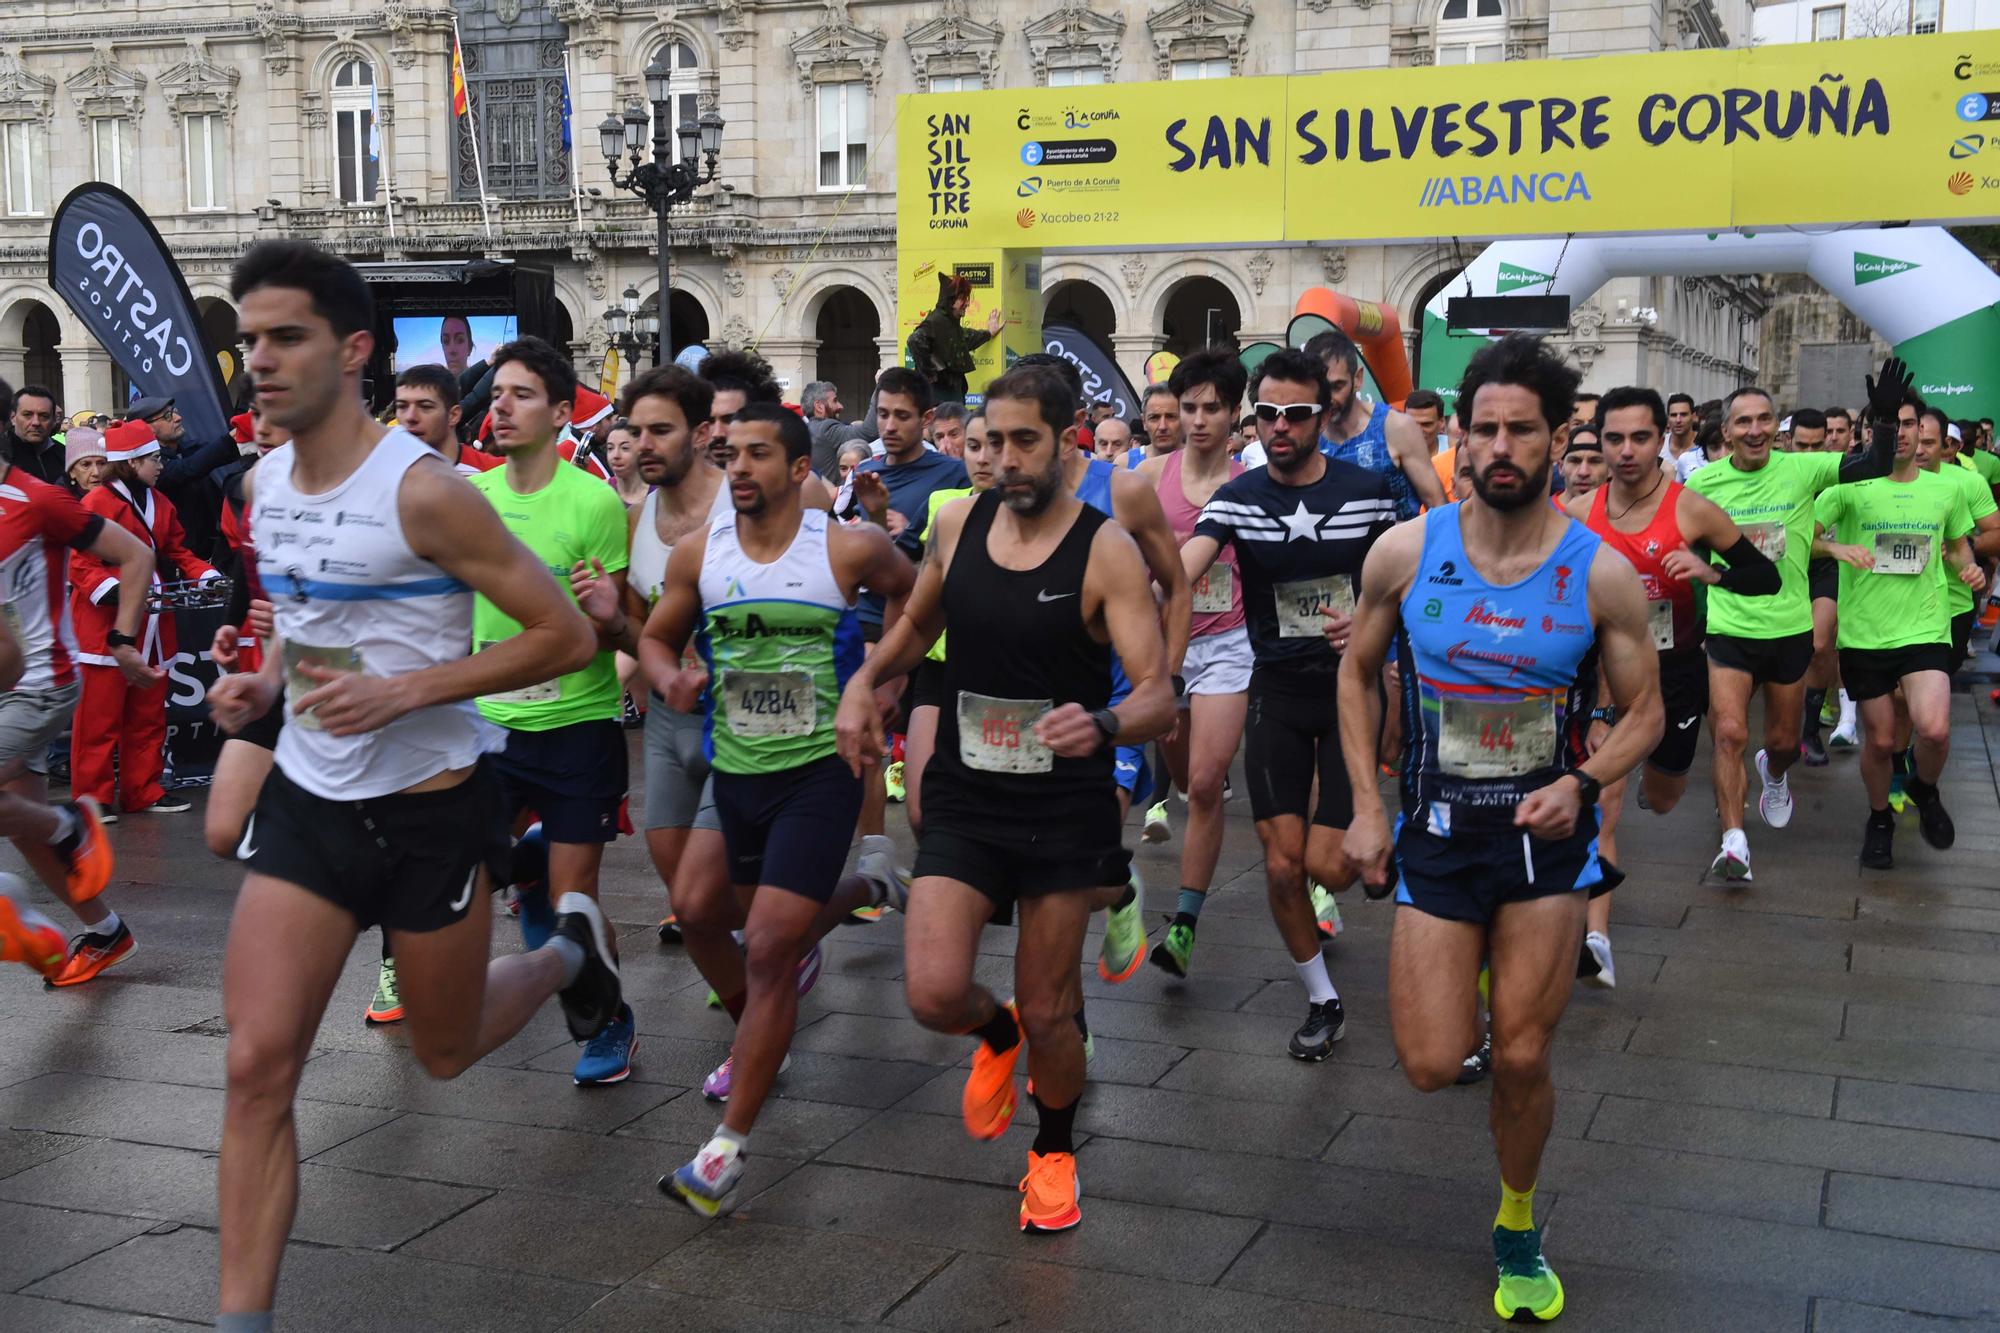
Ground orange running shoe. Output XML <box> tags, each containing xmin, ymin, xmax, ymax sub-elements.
<box><xmin>1018</xmin><ymin>1151</ymin><xmax>1083</xmax><ymax>1233</ymax></box>
<box><xmin>962</xmin><ymin>1001</ymin><xmax>1022</xmax><ymax>1140</ymax></box>
<box><xmin>60</xmin><ymin>799</ymin><xmax>113</xmax><ymax>903</ymax></box>
<box><xmin>0</xmin><ymin>881</ymin><xmax>68</xmax><ymax>978</ymax></box>
<box><xmin>45</xmin><ymin>920</ymin><xmax>135</xmax><ymax>988</ymax></box>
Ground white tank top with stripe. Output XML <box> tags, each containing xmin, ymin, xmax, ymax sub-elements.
<box><xmin>252</xmin><ymin>428</ymin><xmax>500</xmax><ymax>800</ymax></box>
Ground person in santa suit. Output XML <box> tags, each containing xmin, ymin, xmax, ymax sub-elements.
<box><xmin>69</xmin><ymin>420</ymin><xmax>224</xmax><ymax>817</ymax></box>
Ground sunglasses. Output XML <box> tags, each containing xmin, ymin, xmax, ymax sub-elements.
<box><xmin>1253</xmin><ymin>402</ymin><xmax>1320</xmax><ymax>424</ymax></box>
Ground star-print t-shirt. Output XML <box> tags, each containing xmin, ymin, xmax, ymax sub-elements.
<box><xmin>1194</xmin><ymin>459</ymin><xmax>1397</xmax><ymax>678</ymax></box>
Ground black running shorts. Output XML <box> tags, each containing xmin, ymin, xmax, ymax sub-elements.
<box><xmin>1706</xmin><ymin>630</ymin><xmax>1813</xmax><ymax>687</ymax></box>
<box><xmin>914</xmin><ymin>818</ymin><xmax>1129</xmax><ymax>923</ymax></box>
<box><xmin>1394</xmin><ymin>809</ymin><xmax>1604</xmax><ymax>925</ymax></box>
<box><xmin>1809</xmin><ymin>557</ymin><xmax>1839</xmax><ymax>604</ymax></box>
<box><xmin>243</xmin><ymin>762</ymin><xmax>511</xmax><ymax>934</ymax></box>
<box><xmin>1949</xmin><ymin>611</ymin><xmax>1975</xmax><ymax>676</ymax></box>
<box><xmin>1839</xmin><ymin>642</ymin><xmax>1951</xmax><ymax>703</ymax></box>
<box><xmin>1244</xmin><ymin>668</ymin><xmax>1351</xmax><ymax>829</ymax></box>
<box><xmin>489</xmin><ymin>718</ymin><xmax>629</xmax><ymax>845</ymax></box>
<box><xmin>1648</xmin><ymin>650</ymin><xmax>1709</xmax><ymax>777</ymax></box>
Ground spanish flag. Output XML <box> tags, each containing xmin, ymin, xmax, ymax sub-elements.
<box><xmin>451</xmin><ymin>36</ymin><xmax>469</xmax><ymax>117</ymax></box>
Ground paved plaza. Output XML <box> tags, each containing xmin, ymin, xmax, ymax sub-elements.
<box><xmin>2</xmin><ymin>689</ymin><xmax>1999</xmax><ymax>1332</ymax></box>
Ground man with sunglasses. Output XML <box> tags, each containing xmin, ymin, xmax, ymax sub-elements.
<box><xmin>1180</xmin><ymin>348</ymin><xmax>1396</xmax><ymax>1060</ymax></box>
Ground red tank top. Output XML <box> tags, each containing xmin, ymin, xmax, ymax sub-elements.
<box><xmin>1159</xmin><ymin>449</ymin><xmax>1246</xmax><ymax>637</ymax></box>
<box><xmin>1586</xmin><ymin>480</ymin><xmax>1698</xmax><ymax>654</ymax></box>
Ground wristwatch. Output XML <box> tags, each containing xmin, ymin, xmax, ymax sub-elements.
<box><xmin>106</xmin><ymin>630</ymin><xmax>137</xmax><ymax>650</ymax></box>
<box><xmin>1088</xmin><ymin>707</ymin><xmax>1121</xmax><ymax>747</ymax></box>
<box><xmin>1568</xmin><ymin>771</ymin><xmax>1603</xmax><ymax>805</ymax></box>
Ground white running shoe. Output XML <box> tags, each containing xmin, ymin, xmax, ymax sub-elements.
<box><xmin>1710</xmin><ymin>829</ymin><xmax>1753</xmax><ymax>883</ymax></box>
<box><xmin>855</xmin><ymin>834</ymin><xmax>910</xmax><ymax>912</ymax></box>
<box><xmin>1581</xmin><ymin>931</ymin><xmax>1616</xmax><ymax>989</ymax></box>
<box><xmin>1755</xmin><ymin>749</ymin><xmax>1794</xmax><ymax>829</ymax></box>
<box><xmin>1142</xmin><ymin>800</ymin><xmax>1171</xmax><ymax>844</ymax></box>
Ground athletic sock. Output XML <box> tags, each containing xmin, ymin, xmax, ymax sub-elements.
<box><xmin>1170</xmin><ymin>911</ymin><xmax>1199</xmax><ymax>930</ymax></box>
<box><xmin>712</xmin><ymin>1124</ymin><xmax>748</xmax><ymax>1153</ymax></box>
<box><xmin>1293</xmin><ymin>954</ymin><xmax>1338</xmax><ymax>1004</ymax></box>
<box><xmin>547</xmin><ymin>935</ymin><xmax>585</xmax><ymax>986</ymax></box>
<box><xmin>1496</xmin><ymin>1179</ymin><xmax>1537</xmax><ymax>1232</ymax></box>
<box><xmin>1031</xmin><ymin>1093</ymin><xmax>1079</xmax><ymax>1156</ymax></box>
<box><xmin>89</xmin><ymin>910</ymin><xmax>122</xmax><ymax>939</ymax></box>
<box><xmin>970</xmin><ymin>1005</ymin><xmax>1021</xmax><ymax>1055</ymax></box>
<box><xmin>45</xmin><ymin>805</ymin><xmax>78</xmax><ymax>847</ymax></box>
<box><xmin>1907</xmin><ymin>775</ymin><xmax>1940</xmax><ymax>806</ymax></box>
<box><xmin>216</xmin><ymin>1313</ymin><xmax>274</xmax><ymax>1333</ymax></box>
<box><xmin>1837</xmin><ymin>690</ymin><xmax>1857</xmax><ymax>729</ymax></box>
<box><xmin>1175</xmin><ymin>888</ymin><xmax>1205</xmax><ymax>923</ymax></box>
<box><xmin>1803</xmin><ymin>688</ymin><xmax>1825</xmax><ymax>738</ymax></box>
<box><xmin>721</xmin><ymin>991</ymin><xmax>748</xmax><ymax>1022</ymax></box>
<box><xmin>1892</xmin><ymin>749</ymin><xmax>1911</xmax><ymax>779</ymax></box>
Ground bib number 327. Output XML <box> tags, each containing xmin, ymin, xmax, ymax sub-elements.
<box><xmin>1274</xmin><ymin>575</ymin><xmax>1354</xmax><ymax>639</ymax></box>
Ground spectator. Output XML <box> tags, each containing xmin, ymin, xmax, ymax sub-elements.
<box><xmin>124</xmin><ymin>396</ymin><xmax>240</xmax><ymax>562</ymax></box>
<box><xmin>904</xmin><ymin>273</ymin><xmax>1001</xmax><ymax>405</ymax></box>
<box><xmin>5</xmin><ymin>385</ymin><xmax>67</xmax><ymax>486</ymax></box>
<box><xmin>63</xmin><ymin>428</ymin><xmax>107</xmax><ymax>495</ymax></box>
<box><xmin>803</xmin><ymin>380</ymin><xmax>866</xmax><ymax>479</ymax></box>
<box><xmin>835</xmin><ymin>440</ymin><xmax>870</xmax><ymax>487</ymax></box>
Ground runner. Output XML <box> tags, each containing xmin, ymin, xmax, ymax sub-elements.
<box><xmin>1785</xmin><ymin>409</ymin><xmax>1849</xmax><ymax>767</ymax></box>
<box><xmin>637</xmin><ymin>403</ymin><xmax>912</xmax><ymax>1214</ymax></box>
<box><xmin>1142</xmin><ymin>382</ymin><xmax>1183</xmax><ymax>459</ymax></box>
<box><xmin>1570</xmin><ymin>387</ymin><xmax>1776</xmax><ymax>986</ymax></box>
<box><xmin>0</xmin><ymin>433</ymin><xmax>158</xmax><ymax>985</ymax></box>
<box><xmin>469</xmin><ymin>335</ymin><xmax>640</xmax><ymax>1085</ymax></box>
<box><xmin>209</xmin><ymin>242</ymin><xmax>618</xmax><ymax>1329</ymax></box>
<box><xmin>1813</xmin><ymin>395</ymin><xmax>1985</xmax><ymax>867</ymax></box>
<box><xmin>1558</xmin><ymin>423</ymin><xmax>1609</xmax><ymax>497</ymax></box>
<box><xmin>1825</xmin><ymin>407</ymin><xmax>1857</xmax><ymax>455</ymax></box>
<box><xmin>1304</xmin><ymin>329</ymin><xmax>1446</xmax><ymax>519</ymax></box>
<box><xmin>1684</xmin><ymin>362</ymin><xmax>1900</xmax><ymax>881</ymax></box>
<box><xmin>393</xmin><ymin>365</ymin><xmax>501</xmax><ymax>474</ymax></box>
<box><xmin>835</xmin><ymin>363</ymin><xmax>1173</xmax><ymax>1234</ymax></box>
<box><xmin>1916</xmin><ymin>409</ymin><xmax>2000</xmax><ymax>674</ymax></box>
<box><xmin>1134</xmin><ymin>349</ymin><xmax>1251</xmax><ymax>977</ymax></box>
<box><xmin>1663</xmin><ymin>392</ymin><xmax>1702</xmax><ymax>479</ymax></box>
<box><xmin>1340</xmin><ymin>334</ymin><xmax>1664</xmax><ymax>1326</ymax></box>
<box><xmin>1181</xmin><ymin>348</ymin><xmax>1396</xmax><ymax>1058</ymax></box>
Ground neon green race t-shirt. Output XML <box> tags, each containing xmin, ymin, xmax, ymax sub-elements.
<box><xmin>1686</xmin><ymin>450</ymin><xmax>1842</xmax><ymax>639</ymax></box>
<box><xmin>921</xmin><ymin>486</ymin><xmax>973</xmax><ymax>663</ymax></box>
<box><xmin>471</xmin><ymin>462</ymin><xmax>630</xmax><ymax>730</ymax></box>
<box><xmin>1970</xmin><ymin>450</ymin><xmax>2000</xmax><ymax>487</ymax></box>
<box><xmin>1813</xmin><ymin>470</ymin><xmax>1973</xmax><ymax>650</ymax></box>
<box><xmin>1933</xmin><ymin>462</ymin><xmax>1997</xmax><ymax>617</ymax></box>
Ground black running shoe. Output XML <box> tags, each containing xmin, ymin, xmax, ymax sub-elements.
<box><xmin>1288</xmin><ymin>998</ymin><xmax>1345</xmax><ymax>1062</ymax></box>
<box><xmin>1457</xmin><ymin>1032</ymin><xmax>1492</xmax><ymax>1085</ymax></box>
<box><xmin>552</xmin><ymin>893</ymin><xmax>622</xmax><ymax>1041</ymax></box>
<box><xmin>1800</xmin><ymin>729</ymin><xmax>1828</xmax><ymax>767</ymax></box>
<box><xmin>1860</xmin><ymin>810</ymin><xmax>1895</xmax><ymax>870</ymax></box>
<box><xmin>1909</xmin><ymin>781</ymin><xmax>1956</xmax><ymax>850</ymax></box>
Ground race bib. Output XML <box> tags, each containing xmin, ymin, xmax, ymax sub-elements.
<box><xmin>283</xmin><ymin>640</ymin><xmax>363</xmax><ymax>732</ymax></box>
<box><xmin>1274</xmin><ymin>575</ymin><xmax>1355</xmax><ymax>639</ymax></box>
<box><xmin>1647</xmin><ymin>598</ymin><xmax>1675</xmax><ymax>651</ymax></box>
<box><xmin>476</xmin><ymin>640</ymin><xmax>560</xmax><ymax>705</ymax></box>
<box><xmin>956</xmin><ymin>691</ymin><xmax>1053</xmax><ymax>774</ymax></box>
<box><xmin>1743</xmin><ymin>522</ymin><xmax>1787</xmax><ymax>563</ymax></box>
<box><xmin>721</xmin><ymin>669</ymin><xmax>815</xmax><ymax>738</ymax></box>
<box><xmin>1872</xmin><ymin>532</ymin><xmax>1931</xmax><ymax>576</ymax></box>
<box><xmin>1437</xmin><ymin>695</ymin><xmax>1558</xmax><ymax>780</ymax></box>
<box><xmin>1191</xmin><ymin>562</ymin><xmax>1234</xmax><ymax>615</ymax></box>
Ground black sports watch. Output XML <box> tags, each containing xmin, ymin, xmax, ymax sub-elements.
<box><xmin>1088</xmin><ymin>707</ymin><xmax>1121</xmax><ymax>747</ymax></box>
<box><xmin>1567</xmin><ymin>771</ymin><xmax>1603</xmax><ymax>806</ymax></box>
<box><xmin>106</xmin><ymin>630</ymin><xmax>138</xmax><ymax>650</ymax></box>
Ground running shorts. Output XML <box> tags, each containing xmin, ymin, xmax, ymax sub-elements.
<box><xmin>1839</xmin><ymin>642</ymin><xmax>1951</xmax><ymax>703</ymax></box>
<box><xmin>1244</xmin><ymin>668</ymin><xmax>1350</xmax><ymax>828</ymax></box>
<box><xmin>1706</xmin><ymin>630</ymin><xmax>1813</xmax><ymax>687</ymax></box>
<box><xmin>490</xmin><ymin>718</ymin><xmax>628</xmax><ymax>844</ymax></box>
<box><xmin>712</xmin><ymin>755</ymin><xmax>863</xmax><ymax>901</ymax></box>
<box><xmin>1648</xmin><ymin>649</ymin><xmax>1709</xmax><ymax>777</ymax></box>
<box><xmin>914</xmin><ymin>817</ymin><xmax>1129</xmax><ymax>921</ymax></box>
<box><xmin>1181</xmin><ymin>625</ymin><xmax>1254</xmax><ymax>700</ymax></box>
<box><xmin>243</xmin><ymin>761</ymin><xmax>510</xmax><ymax>933</ymax></box>
<box><xmin>642</xmin><ymin>698</ymin><xmax>720</xmax><ymax>833</ymax></box>
<box><xmin>1809</xmin><ymin>556</ymin><xmax>1839</xmax><ymax>604</ymax></box>
<box><xmin>0</xmin><ymin>681</ymin><xmax>77</xmax><ymax>775</ymax></box>
<box><xmin>1949</xmin><ymin>610</ymin><xmax>1975</xmax><ymax>676</ymax></box>
<box><xmin>1394</xmin><ymin>808</ymin><xmax>1604</xmax><ymax>925</ymax></box>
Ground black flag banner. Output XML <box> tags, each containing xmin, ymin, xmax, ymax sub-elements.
<box><xmin>47</xmin><ymin>183</ymin><xmax>232</xmax><ymax>448</ymax></box>
<box><xmin>1042</xmin><ymin>324</ymin><xmax>1140</xmax><ymax>422</ymax></box>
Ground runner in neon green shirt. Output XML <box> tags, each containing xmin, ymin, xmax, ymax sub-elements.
<box><xmin>1812</xmin><ymin>396</ymin><xmax>1984</xmax><ymax>871</ymax></box>
<box><xmin>1914</xmin><ymin>410</ymin><xmax>2000</xmax><ymax>673</ymax></box>
<box><xmin>1683</xmin><ymin>369</ymin><xmax>1896</xmax><ymax>882</ymax></box>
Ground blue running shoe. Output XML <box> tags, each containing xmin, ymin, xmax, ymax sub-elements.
<box><xmin>517</xmin><ymin>882</ymin><xmax>556</xmax><ymax>952</ymax></box>
<box><xmin>574</xmin><ymin>1003</ymin><xmax>637</xmax><ymax>1085</ymax></box>
<box><xmin>665</xmin><ymin>1134</ymin><xmax>744</xmax><ymax>1218</ymax></box>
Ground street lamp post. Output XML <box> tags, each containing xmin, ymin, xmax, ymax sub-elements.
<box><xmin>599</xmin><ymin>56</ymin><xmax>723</xmax><ymax>367</ymax></box>
<box><xmin>602</xmin><ymin>285</ymin><xmax>660</xmax><ymax>388</ymax></box>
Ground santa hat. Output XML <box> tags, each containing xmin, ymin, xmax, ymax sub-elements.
<box><xmin>231</xmin><ymin>411</ymin><xmax>255</xmax><ymax>443</ymax></box>
<box><xmin>104</xmin><ymin>420</ymin><xmax>162</xmax><ymax>461</ymax></box>
<box><xmin>572</xmin><ymin>385</ymin><xmax>613</xmax><ymax>430</ymax></box>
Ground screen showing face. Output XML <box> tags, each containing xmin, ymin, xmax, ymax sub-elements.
<box><xmin>393</xmin><ymin>314</ymin><xmax>517</xmax><ymax>375</ymax></box>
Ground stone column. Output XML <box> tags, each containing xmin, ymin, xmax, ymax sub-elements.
<box><xmin>1111</xmin><ymin>331</ymin><xmax>1167</xmax><ymax>393</ymax></box>
<box><xmin>59</xmin><ymin>340</ymin><xmax>118</xmax><ymax>418</ymax></box>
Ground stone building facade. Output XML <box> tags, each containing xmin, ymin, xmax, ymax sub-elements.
<box><xmin>2</xmin><ymin>0</ymin><xmax>1764</xmax><ymax>423</ymax></box>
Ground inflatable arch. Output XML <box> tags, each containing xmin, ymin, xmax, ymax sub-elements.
<box><xmin>1417</xmin><ymin>227</ymin><xmax>2000</xmax><ymax>420</ymax></box>
<box><xmin>1291</xmin><ymin>289</ymin><xmax>1415</xmax><ymax>407</ymax></box>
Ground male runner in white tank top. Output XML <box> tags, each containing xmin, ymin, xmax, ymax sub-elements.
<box><xmin>206</xmin><ymin>242</ymin><xmax>618</xmax><ymax>1333</ymax></box>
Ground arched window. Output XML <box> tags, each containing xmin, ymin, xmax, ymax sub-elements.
<box><xmin>1436</xmin><ymin>0</ymin><xmax>1506</xmax><ymax>65</ymax></box>
<box><xmin>331</xmin><ymin>57</ymin><xmax>379</xmax><ymax>204</ymax></box>
<box><xmin>648</xmin><ymin>41</ymin><xmax>701</xmax><ymax>157</ymax></box>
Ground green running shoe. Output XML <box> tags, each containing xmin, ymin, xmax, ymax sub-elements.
<box><xmin>1887</xmin><ymin>773</ymin><xmax>1909</xmax><ymax>815</ymax></box>
<box><xmin>704</xmin><ymin>988</ymin><xmax>722</xmax><ymax>1010</ymax></box>
<box><xmin>883</xmin><ymin>760</ymin><xmax>906</xmax><ymax>804</ymax></box>
<box><xmin>1819</xmin><ymin>695</ymin><xmax>1840</xmax><ymax>728</ymax></box>
<box><xmin>1492</xmin><ymin>1226</ymin><xmax>1564</xmax><ymax>1323</ymax></box>
<box><xmin>1141</xmin><ymin>800</ymin><xmax>1171</xmax><ymax>844</ymax></box>
<box><xmin>1310</xmin><ymin>882</ymin><xmax>1341</xmax><ymax>939</ymax></box>
<box><xmin>1097</xmin><ymin>871</ymin><xmax>1145</xmax><ymax>983</ymax></box>
<box><xmin>1150</xmin><ymin>921</ymin><xmax>1195</xmax><ymax>977</ymax></box>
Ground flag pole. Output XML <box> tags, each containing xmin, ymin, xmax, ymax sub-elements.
<box><xmin>563</xmin><ymin>44</ymin><xmax>585</xmax><ymax>236</ymax></box>
<box><xmin>451</xmin><ymin>16</ymin><xmax>495</xmax><ymax>244</ymax></box>
<box><xmin>371</xmin><ymin>79</ymin><xmax>395</xmax><ymax>244</ymax></box>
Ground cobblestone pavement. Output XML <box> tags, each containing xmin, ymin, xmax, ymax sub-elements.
<box><xmin>2</xmin><ymin>690</ymin><xmax>1999</xmax><ymax>1331</ymax></box>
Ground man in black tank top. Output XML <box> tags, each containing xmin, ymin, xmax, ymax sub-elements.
<box><xmin>837</xmin><ymin>366</ymin><xmax>1174</xmax><ymax>1237</ymax></box>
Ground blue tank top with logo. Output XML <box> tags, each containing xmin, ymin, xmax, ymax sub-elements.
<box><xmin>1396</xmin><ymin>504</ymin><xmax>1602</xmax><ymax>835</ymax></box>
<box><xmin>1073</xmin><ymin>458</ymin><xmax>1132</xmax><ymax>705</ymax></box>
<box><xmin>1324</xmin><ymin>401</ymin><xmax>1418</xmax><ymax>521</ymax></box>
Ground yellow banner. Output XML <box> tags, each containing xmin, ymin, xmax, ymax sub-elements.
<box><xmin>896</xmin><ymin>32</ymin><xmax>2000</xmax><ymax>249</ymax></box>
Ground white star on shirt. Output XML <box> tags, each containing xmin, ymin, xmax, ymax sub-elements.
<box><xmin>1280</xmin><ymin>500</ymin><xmax>1324</xmax><ymax>541</ymax></box>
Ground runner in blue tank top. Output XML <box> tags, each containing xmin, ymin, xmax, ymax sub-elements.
<box><xmin>1337</xmin><ymin>336</ymin><xmax>1663</xmax><ymax>1328</ymax></box>
<box><xmin>1305</xmin><ymin>328</ymin><xmax>1446</xmax><ymax>522</ymax></box>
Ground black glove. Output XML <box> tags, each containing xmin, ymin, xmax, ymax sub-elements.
<box><xmin>1865</xmin><ymin>356</ymin><xmax>1914</xmax><ymax>426</ymax></box>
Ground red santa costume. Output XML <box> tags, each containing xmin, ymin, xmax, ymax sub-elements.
<box><xmin>68</xmin><ymin>424</ymin><xmax>219</xmax><ymax>812</ymax></box>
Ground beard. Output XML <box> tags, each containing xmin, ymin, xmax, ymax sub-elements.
<box><xmin>1471</xmin><ymin>454</ymin><xmax>1553</xmax><ymax>512</ymax></box>
<box><xmin>639</xmin><ymin>441</ymin><xmax>696</xmax><ymax>489</ymax></box>
<box><xmin>998</xmin><ymin>454</ymin><xmax>1064</xmax><ymax>515</ymax></box>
